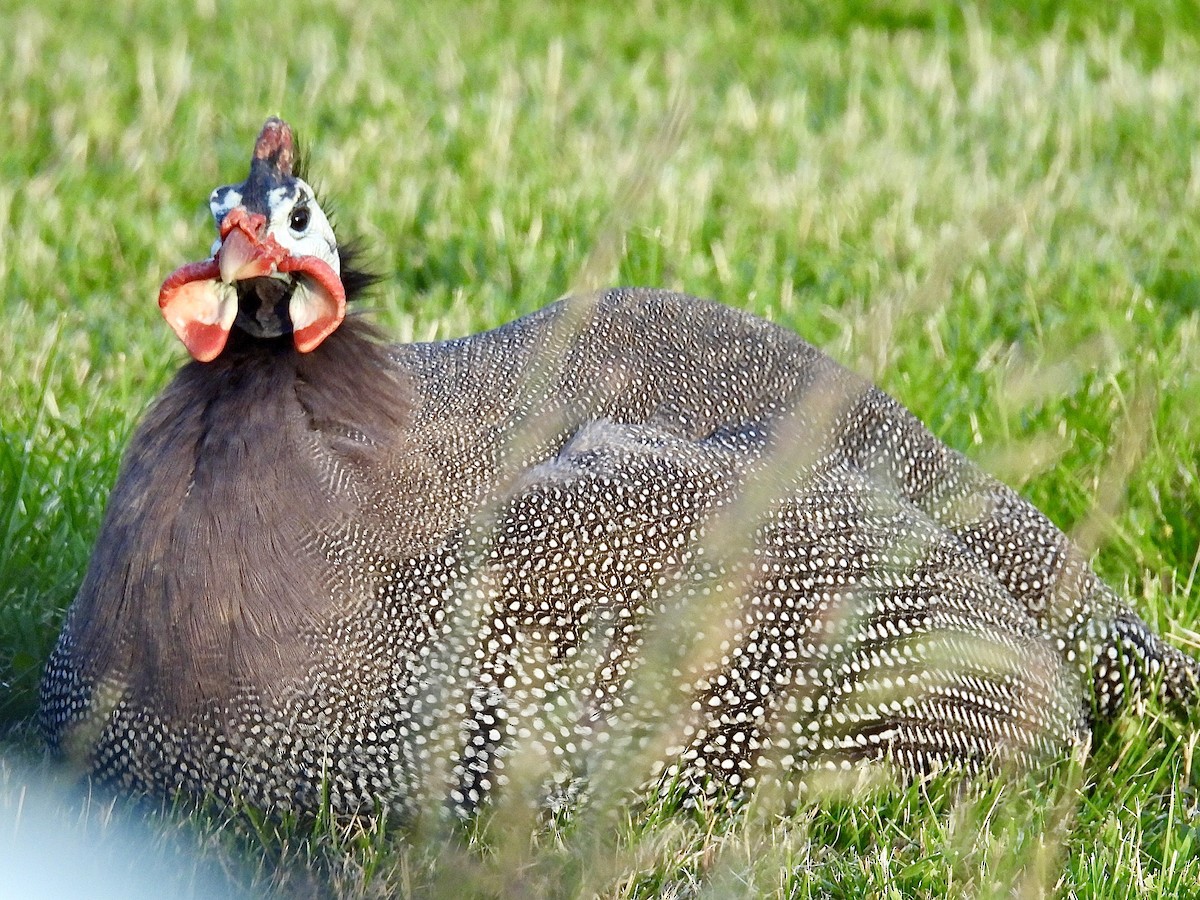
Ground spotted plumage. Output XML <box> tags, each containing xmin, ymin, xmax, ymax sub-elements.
<box><xmin>40</xmin><ymin>119</ymin><xmax>1198</xmax><ymax>820</ymax></box>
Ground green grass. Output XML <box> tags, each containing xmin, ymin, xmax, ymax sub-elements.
<box><xmin>3</xmin><ymin>0</ymin><xmax>1200</xmax><ymax>896</ymax></box>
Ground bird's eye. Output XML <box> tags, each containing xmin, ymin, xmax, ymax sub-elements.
<box><xmin>289</xmin><ymin>204</ymin><xmax>311</xmax><ymax>232</ymax></box>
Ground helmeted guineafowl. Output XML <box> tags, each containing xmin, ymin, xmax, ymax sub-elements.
<box><xmin>39</xmin><ymin>117</ymin><xmax>1198</xmax><ymax>819</ymax></box>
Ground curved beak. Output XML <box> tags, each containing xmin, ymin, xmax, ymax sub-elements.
<box><xmin>217</xmin><ymin>211</ymin><xmax>279</xmax><ymax>284</ymax></box>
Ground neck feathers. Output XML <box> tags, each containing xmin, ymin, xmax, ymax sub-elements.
<box><xmin>66</xmin><ymin>319</ymin><xmax>412</xmax><ymax>716</ymax></box>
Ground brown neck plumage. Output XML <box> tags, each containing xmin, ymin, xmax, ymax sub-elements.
<box><xmin>68</xmin><ymin>316</ymin><xmax>413</xmax><ymax>717</ymax></box>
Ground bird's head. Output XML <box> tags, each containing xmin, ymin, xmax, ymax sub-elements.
<box><xmin>158</xmin><ymin>117</ymin><xmax>349</xmax><ymax>362</ymax></box>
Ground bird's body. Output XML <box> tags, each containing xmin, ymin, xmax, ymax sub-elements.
<box><xmin>40</xmin><ymin>120</ymin><xmax>1197</xmax><ymax>820</ymax></box>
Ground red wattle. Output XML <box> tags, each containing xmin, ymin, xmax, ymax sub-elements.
<box><xmin>158</xmin><ymin>258</ymin><xmax>235</xmax><ymax>362</ymax></box>
<box><xmin>158</xmin><ymin>258</ymin><xmax>221</xmax><ymax>307</ymax></box>
<box><xmin>279</xmin><ymin>255</ymin><xmax>347</xmax><ymax>353</ymax></box>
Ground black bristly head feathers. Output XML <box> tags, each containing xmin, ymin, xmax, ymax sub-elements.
<box><xmin>283</xmin><ymin>132</ymin><xmax>382</xmax><ymax>309</ymax></box>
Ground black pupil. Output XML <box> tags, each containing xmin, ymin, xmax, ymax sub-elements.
<box><xmin>290</xmin><ymin>205</ymin><xmax>310</xmax><ymax>231</ymax></box>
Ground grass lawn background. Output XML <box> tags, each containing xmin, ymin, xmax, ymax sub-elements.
<box><xmin>2</xmin><ymin>1</ymin><xmax>1200</xmax><ymax>896</ymax></box>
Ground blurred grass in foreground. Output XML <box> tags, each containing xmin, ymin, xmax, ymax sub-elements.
<box><xmin>2</xmin><ymin>0</ymin><xmax>1200</xmax><ymax>895</ymax></box>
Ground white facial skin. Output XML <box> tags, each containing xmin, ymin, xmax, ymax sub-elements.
<box><xmin>206</xmin><ymin>179</ymin><xmax>341</xmax><ymax>277</ymax></box>
<box><xmin>201</xmin><ymin>179</ymin><xmax>342</xmax><ymax>340</ymax></box>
